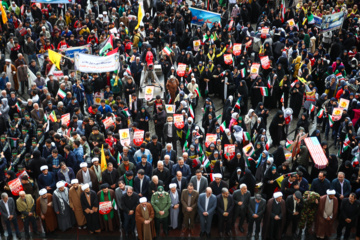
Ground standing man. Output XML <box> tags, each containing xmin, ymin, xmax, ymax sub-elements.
<box><xmin>209</xmin><ymin>174</ymin><xmax>228</xmax><ymax>196</ymax></box>
<box><xmin>121</xmin><ymin>186</ymin><xmax>139</xmax><ymax>237</ymax></box>
<box><xmin>285</xmin><ymin>191</ymin><xmax>303</xmax><ymax>238</ymax></box>
<box><xmin>114</xmin><ymin>180</ymin><xmax>127</xmax><ymax>228</ymax></box>
<box><xmin>315</xmin><ymin>189</ymin><xmax>338</xmax><ymax>239</ymax></box>
<box><xmin>135</xmin><ymin>197</ymin><xmax>156</xmax><ymax>240</ymax></box>
<box><xmin>180</xmin><ymin>183</ymin><xmax>199</xmax><ymax>235</ymax></box>
<box><xmin>35</xmin><ymin>189</ymin><xmax>58</xmax><ymax>235</ymax></box>
<box><xmin>16</xmin><ymin>191</ymin><xmax>39</xmax><ymax>239</ymax></box>
<box><xmin>298</xmin><ymin>190</ymin><xmax>320</xmax><ymax>237</ymax></box>
<box><xmin>217</xmin><ymin>188</ymin><xmax>234</xmax><ymax>237</ymax></box>
<box><xmin>151</xmin><ymin>186</ymin><xmax>171</xmax><ymax>237</ymax></box>
<box><xmin>69</xmin><ymin>179</ymin><xmax>87</xmax><ymax>229</ymax></box>
<box><xmin>331</xmin><ymin>172</ymin><xmax>351</xmax><ymax>202</ymax></box>
<box><xmin>52</xmin><ymin>181</ymin><xmax>76</xmax><ymax>231</ymax></box>
<box><xmin>134</xmin><ymin>169</ymin><xmax>150</xmax><ymax>199</ymax></box>
<box><xmin>247</xmin><ymin>194</ymin><xmax>266</xmax><ymax>239</ymax></box>
<box><xmin>198</xmin><ymin>187</ymin><xmax>217</xmax><ymax>237</ymax></box>
<box><xmin>80</xmin><ymin>184</ymin><xmax>101</xmax><ymax>234</ymax></box>
<box><xmin>232</xmin><ymin>183</ymin><xmax>250</xmax><ymax>233</ymax></box>
<box><xmin>190</xmin><ymin>169</ymin><xmax>208</xmax><ymax>194</ymax></box>
<box><xmin>337</xmin><ymin>193</ymin><xmax>360</xmax><ymax>240</ymax></box>
<box><xmin>163</xmin><ymin>116</ymin><xmax>177</xmax><ymax>149</ymax></box>
<box><xmin>0</xmin><ymin>193</ymin><xmax>21</xmax><ymax>239</ymax></box>
<box><xmin>262</xmin><ymin>192</ymin><xmax>286</xmax><ymax>240</ymax></box>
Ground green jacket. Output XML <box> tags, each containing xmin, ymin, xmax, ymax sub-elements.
<box><xmin>151</xmin><ymin>191</ymin><xmax>171</xmax><ymax>218</ymax></box>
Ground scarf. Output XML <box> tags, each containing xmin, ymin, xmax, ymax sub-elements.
<box><xmin>100</xmin><ymin>190</ymin><xmax>114</xmax><ymax>221</ymax></box>
<box><xmin>93</xmin><ymin>165</ymin><xmax>102</xmax><ymax>182</ymax></box>
<box><xmin>124</xmin><ymin>174</ymin><xmax>134</xmax><ymax>186</ymax></box>
<box><xmin>207</xmin><ymin>52</ymin><xmax>215</xmax><ymax>61</ymax></box>
<box><xmin>53</xmin><ymin>188</ymin><xmax>69</xmax><ymax>215</ymax></box>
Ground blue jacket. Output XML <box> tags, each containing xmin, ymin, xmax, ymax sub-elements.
<box><xmin>0</xmin><ymin>77</ymin><xmax>9</xmax><ymax>90</ymax></box>
<box><xmin>64</xmin><ymin>151</ymin><xmax>77</xmax><ymax>172</ymax></box>
<box><xmin>38</xmin><ymin>172</ymin><xmax>56</xmax><ymax>193</ymax></box>
<box><xmin>72</xmin><ymin>83</ymin><xmax>85</xmax><ymax>103</ymax></box>
<box><xmin>310</xmin><ymin>178</ymin><xmax>331</xmax><ymax>196</ymax></box>
<box><xmin>57</xmin><ymin>167</ymin><xmax>76</xmax><ymax>183</ymax></box>
<box><xmin>331</xmin><ymin>178</ymin><xmax>351</xmax><ymax>198</ymax></box>
<box><xmin>73</xmin><ymin>146</ymin><xmax>84</xmax><ymax>165</ymax></box>
<box><xmin>299</xmin><ymin>177</ymin><xmax>309</xmax><ymax>193</ymax></box>
<box><xmin>97</xmin><ymin>104</ymin><xmax>113</xmax><ymax>114</ymax></box>
<box><xmin>198</xmin><ymin>193</ymin><xmax>217</xmax><ymax>216</ymax></box>
<box><xmin>171</xmin><ymin>163</ymin><xmax>191</xmax><ymax>181</ymax></box>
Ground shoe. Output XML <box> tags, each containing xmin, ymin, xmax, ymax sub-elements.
<box><xmin>200</xmin><ymin>232</ymin><xmax>204</xmax><ymax>237</ymax></box>
<box><xmin>182</xmin><ymin>228</ymin><xmax>187</xmax><ymax>233</ymax></box>
<box><xmin>34</xmin><ymin>231</ymin><xmax>40</xmax><ymax>236</ymax></box>
<box><xmin>7</xmin><ymin>236</ymin><xmax>12</xmax><ymax>240</ymax></box>
<box><xmin>78</xmin><ymin>226</ymin><xmax>82</xmax><ymax>229</ymax></box>
<box><xmin>227</xmin><ymin>230</ymin><xmax>232</xmax><ymax>236</ymax></box>
<box><xmin>16</xmin><ymin>234</ymin><xmax>21</xmax><ymax>239</ymax></box>
<box><xmin>239</xmin><ymin>226</ymin><xmax>244</xmax><ymax>233</ymax></box>
<box><xmin>247</xmin><ymin>233</ymin><xmax>252</xmax><ymax>238</ymax></box>
<box><xmin>255</xmin><ymin>233</ymin><xmax>259</xmax><ymax>239</ymax></box>
<box><xmin>83</xmin><ymin>226</ymin><xmax>87</xmax><ymax>229</ymax></box>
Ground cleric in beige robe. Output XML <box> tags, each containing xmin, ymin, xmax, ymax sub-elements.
<box><xmin>315</xmin><ymin>189</ymin><xmax>338</xmax><ymax>239</ymax></box>
<box><xmin>135</xmin><ymin>197</ymin><xmax>156</xmax><ymax>240</ymax></box>
<box><xmin>35</xmin><ymin>189</ymin><xmax>58</xmax><ymax>233</ymax></box>
<box><xmin>69</xmin><ymin>179</ymin><xmax>87</xmax><ymax>227</ymax></box>
<box><xmin>97</xmin><ymin>184</ymin><xmax>119</xmax><ymax>232</ymax></box>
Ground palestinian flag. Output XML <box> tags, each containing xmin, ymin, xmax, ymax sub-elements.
<box><xmin>57</xmin><ymin>89</ymin><xmax>66</xmax><ymax>99</ymax></box>
<box><xmin>342</xmin><ymin>135</ymin><xmax>350</xmax><ymax>153</ymax></box>
<box><xmin>309</xmin><ymin>103</ymin><xmax>315</xmax><ymax>114</ymax></box>
<box><xmin>117</xmin><ymin>153</ymin><xmax>121</xmax><ymax>165</ymax></box>
<box><xmin>99</xmin><ymin>35</ymin><xmax>113</xmax><ymax>56</ymax></box>
<box><xmin>163</xmin><ymin>46</ymin><xmax>173</xmax><ymax>56</ymax></box>
<box><xmin>220</xmin><ymin>121</ymin><xmax>226</xmax><ymax>132</ymax></box>
<box><xmin>203</xmin><ymin>158</ymin><xmax>210</xmax><ymax>169</ymax></box>
<box><xmin>126</xmin><ymin>65</ymin><xmax>131</xmax><ymax>75</ymax></box>
<box><xmin>307</xmin><ymin>13</ymin><xmax>315</xmax><ymax>24</ymax></box>
<box><xmin>317</xmin><ymin>108</ymin><xmax>324</xmax><ymax>118</ymax></box>
<box><xmin>280</xmin><ymin>93</ymin><xmax>284</xmax><ymax>103</ymax></box>
<box><xmin>265</xmin><ymin>140</ymin><xmax>270</xmax><ymax>150</ymax></box>
<box><xmin>194</xmin><ymin>87</ymin><xmax>201</xmax><ymax>98</ymax></box>
<box><xmin>199</xmin><ymin>154</ymin><xmax>204</xmax><ymax>163</ymax></box>
<box><xmin>243</xmin><ymin>132</ymin><xmax>251</xmax><ymax>142</ymax></box>
<box><xmin>106</xmin><ymin>47</ymin><xmax>119</xmax><ymax>56</ymax></box>
<box><xmin>240</xmin><ymin>68</ymin><xmax>246</xmax><ymax>78</ymax></box>
<box><xmin>202</xmin><ymin>33</ymin><xmax>210</xmax><ymax>42</ymax></box>
<box><xmin>48</xmin><ymin>110</ymin><xmax>57</xmax><ymax>122</ymax></box>
<box><xmin>291</xmin><ymin>79</ymin><xmax>299</xmax><ymax>88</ymax></box>
<box><xmin>286</xmin><ymin>139</ymin><xmax>293</xmax><ymax>149</ymax></box>
<box><xmin>122</xmin><ymin>108</ymin><xmax>130</xmax><ymax>117</ymax></box>
<box><xmin>234</xmin><ymin>98</ymin><xmax>241</xmax><ymax>109</ymax></box>
<box><xmin>15</xmin><ymin>102</ymin><xmax>21</xmax><ymax>112</ymax></box>
<box><xmin>189</xmin><ymin>105</ymin><xmax>195</xmax><ymax>119</ymax></box>
<box><xmin>329</xmin><ymin>115</ymin><xmax>334</xmax><ymax>127</ymax></box>
<box><xmin>43</xmin><ymin>113</ymin><xmax>47</xmax><ymax>122</ymax></box>
<box><xmin>260</xmin><ymin>87</ymin><xmax>269</xmax><ymax>96</ymax></box>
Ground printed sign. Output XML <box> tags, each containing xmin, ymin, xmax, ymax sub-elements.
<box><xmin>119</xmin><ymin>129</ymin><xmax>130</xmax><ymax>146</ymax></box>
<box><xmin>61</xmin><ymin>113</ymin><xmax>70</xmax><ymax>127</ymax></box>
<box><xmin>332</xmin><ymin>107</ymin><xmax>343</xmax><ymax>121</ymax></box>
<box><xmin>133</xmin><ymin>129</ymin><xmax>144</xmax><ymax>147</ymax></box>
<box><xmin>242</xmin><ymin>143</ymin><xmax>254</xmax><ymax>158</ymax></box>
<box><xmin>8</xmin><ymin>178</ymin><xmax>23</xmax><ymax>196</ymax></box>
<box><xmin>144</xmin><ymin>86</ymin><xmax>154</xmax><ymax>101</ymax></box>
<box><xmin>205</xmin><ymin>134</ymin><xmax>217</xmax><ymax>148</ymax></box>
<box><xmin>75</xmin><ymin>53</ymin><xmax>120</xmax><ymax>73</ymax></box>
<box><xmin>173</xmin><ymin>114</ymin><xmax>184</xmax><ymax>129</ymax></box>
<box><xmin>99</xmin><ymin>201</ymin><xmax>112</xmax><ymax>215</ymax></box>
<box><xmin>165</xmin><ymin>105</ymin><xmax>175</xmax><ymax>113</ymax></box>
<box><xmin>224</xmin><ymin>144</ymin><xmax>235</xmax><ymax>160</ymax></box>
<box><xmin>102</xmin><ymin>117</ymin><xmax>115</xmax><ymax>129</ymax></box>
<box><xmin>339</xmin><ymin>98</ymin><xmax>350</xmax><ymax>110</ymax></box>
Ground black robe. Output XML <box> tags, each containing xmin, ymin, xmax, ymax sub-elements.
<box><xmin>269</xmin><ymin>111</ymin><xmax>285</xmax><ymax>147</ymax></box>
<box><xmin>250</xmin><ymin>79</ymin><xmax>265</xmax><ymax>109</ymax></box>
<box><xmin>81</xmin><ymin>191</ymin><xmax>101</xmax><ymax>232</ymax></box>
<box><xmin>290</xmin><ymin>85</ymin><xmax>304</xmax><ymax>118</ymax></box>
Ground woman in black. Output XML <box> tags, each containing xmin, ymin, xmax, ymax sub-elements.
<box><xmin>290</xmin><ymin>81</ymin><xmax>304</xmax><ymax>119</ymax></box>
<box><xmin>269</xmin><ymin>110</ymin><xmax>285</xmax><ymax>147</ymax></box>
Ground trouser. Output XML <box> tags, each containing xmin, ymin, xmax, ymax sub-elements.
<box><xmin>285</xmin><ymin>214</ymin><xmax>300</xmax><ymax>235</ymax></box>
<box><xmin>218</xmin><ymin>214</ymin><xmax>232</xmax><ymax>233</ymax></box>
<box><xmin>199</xmin><ymin>214</ymin><xmax>213</xmax><ymax>234</ymax></box>
<box><xmin>233</xmin><ymin>206</ymin><xmax>247</xmax><ymax>227</ymax></box>
<box><xmin>183</xmin><ymin>211</ymin><xmax>196</xmax><ymax>229</ymax></box>
<box><xmin>337</xmin><ymin>220</ymin><xmax>352</xmax><ymax>239</ymax></box>
<box><xmin>86</xmin><ymin>93</ymin><xmax>94</xmax><ymax>107</ymax></box>
<box><xmin>155</xmin><ymin>217</ymin><xmax>168</xmax><ymax>236</ymax></box>
<box><xmin>4</xmin><ymin>217</ymin><xmax>20</xmax><ymax>236</ymax></box>
<box><xmin>141</xmin><ymin>69</ymin><xmax>162</xmax><ymax>90</ymax></box>
<box><xmin>270</xmin><ymin>219</ymin><xmax>281</xmax><ymax>239</ymax></box>
<box><xmin>248</xmin><ymin>217</ymin><xmax>261</xmax><ymax>235</ymax></box>
<box><xmin>23</xmin><ymin>215</ymin><xmax>38</xmax><ymax>236</ymax></box>
<box><xmin>20</xmin><ymin>81</ymin><xmax>28</xmax><ymax>95</ymax></box>
<box><xmin>27</xmin><ymin>54</ymin><xmax>37</xmax><ymax>64</ymax></box>
<box><xmin>79</xmin><ymin>101</ymin><xmax>85</xmax><ymax>115</ymax></box>
<box><xmin>123</xmin><ymin>213</ymin><xmax>135</xmax><ymax>233</ymax></box>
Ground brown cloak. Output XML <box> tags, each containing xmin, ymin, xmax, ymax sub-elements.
<box><xmin>96</xmin><ymin>189</ymin><xmax>119</xmax><ymax>232</ymax></box>
<box><xmin>76</xmin><ymin>168</ymin><xmax>99</xmax><ymax>192</ymax></box>
<box><xmin>35</xmin><ymin>194</ymin><xmax>58</xmax><ymax>232</ymax></box>
<box><xmin>315</xmin><ymin>195</ymin><xmax>338</xmax><ymax>238</ymax></box>
<box><xmin>69</xmin><ymin>186</ymin><xmax>87</xmax><ymax>226</ymax></box>
<box><xmin>3</xmin><ymin>64</ymin><xmax>18</xmax><ymax>90</ymax></box>
<box><xmin>262</xmin><ymin>197</ymin><xmax>286</xmax><ymax>239</ymax></box>
<box><xmin>135</xmin><ymin>203</ymin><xmax>156</xmax><ymax>240</ymax></box>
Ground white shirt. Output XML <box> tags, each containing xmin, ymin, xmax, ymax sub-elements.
<box><xmin>140</xmin><ymin>178</ymin><xmax>143</xmax><ymax>193</ymax></box>
<box><xmin>3</xmin><ymin>200</ymin><xmax>10</xmax><ymax>217</ymax></box>
<box><xmin>196</xmin><ymin>178</ymin><xmax>201</xmax><ymax>192</ymax></box>
<box><xmin>205</xmin><ymin>195</ymin><xmax>210</xmax><ymax>212</ymax></box>
<box><xmin>178</xmin><ymin>180</ymin><xmax>181</xmax><ymax>190</ymax></box>
<box><xmin>340</xmin><ymin>181</ymin><xmax>344</xmax><ymax>195</ymax></box>
<box><xmin>293</xmin><ymin>198</ymin><xmax>297</xmax><ymax>213</ymax></box>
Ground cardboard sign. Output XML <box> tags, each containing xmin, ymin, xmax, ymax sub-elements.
<box><xmin>144</xmin><ymin>86</ymin><xmax>154</xmax><ymax>101</ymax></box>
<box><xmin>224</xmin><ymin>144</ymin><xmax>235</xmax><ymax>160</ymax></box>
<box><xmin>133</xmin><ymin>129</ymin><xmax>144</xmax><ymax>147</ymax></box>
<box><xmin>261</xmin><ymin>27</ymin><xmax>269</xmax><ymax>38</ymax></box>
<box><xmin>205</xmin><ymin>133</ymin><xmax>217</xmax><ymax>148</ymax></box>
<box><xmin>99</xmin><ymin>201</ymin><xmax>112</xmax><ymax>215</ymax></box>
<box><xmin>193</xmin><ymin>40</ymin><xmax>201</xmax><ymax>51</ymax></box>
<box><xmin>304</xmin><ymin>137</ymin><xmax>328</xmax><ymax>169</ymax></box>
<box><xmin>94</xmin><ymin>92</ymin><xmax>103</xmax><ymax>105</ymax></box>
<box><xmin>233</xmin><ymin>43</ymin><xmax>242</xmax><ymax>56</ymax></box>
<box><xmin>339</xmin><ymin>98</ymin><xmax>350</xmax><ymax>110</ymax></box>
<box><xmin>61</xmin><ymin>113</ymin><xmax>70</xmax><ymax>127</ymax></box>
<box><xmin>119</xmin><ymin>129</ymin><xmax>130</xmax><ymax>146</ymax></box>
<box><xmin>173</xmin><ymin>114</ymin><xmax>184</xmax><ymax>129</ymax></box>
<box><xmin>260</xmin><ymin>56</ymin><xmax>270</xmax><ymax>69</ymax></box>
<box><xmin>8</xmin><ymin>178</ymin><xmax>23</xmax><ymax>196</ymax></box>
<box><xmin>332</xmin><ymin>107</ymin><xmax>343</xmax><ymax>121</ymax></box>
<box><xmin>177</xmin><ymin>63</ymin><xmax>187</xmax><ymax>77</ymax></box>
<box><xmin>165</xmin><ymin>105</ymin><xmax>175</xmax><ymax>113</ymax></box>
<box><xmin>102</xmin><ymin>117</ymin><xmax>115</xmax><ymax>129</ymax></box>
<box><xmin>250</xmin><ymin>63</ymin><xmax>260</xmax><ymax>79</ymax></box>
<box><xmin>224</xmin><ymin>54</ymin><xmax>233</xmax><ymax>65</ymax></box>
<box><xmin>242</xmin><ymin>143</ymin><xmax>254</xmax><ymax>158</ymax></box>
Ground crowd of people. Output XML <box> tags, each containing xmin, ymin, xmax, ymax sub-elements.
<box><xmin>0</xmin><ymin>0</ymin><xmax>360</xmax><ymax>239</ymax></box>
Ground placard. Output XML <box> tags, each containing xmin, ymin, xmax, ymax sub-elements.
<box><xmin>332</xmin><ymin>107</ymin><xmax>343</xmax><ymax>121</ymax></box>
<box><xmin>133</xmin><ymin>129</ymin><xmax>144</xmax><ymax>147</ymax></box>
<box><xmin>102</xmin><ymin>117</ymin><xmax>115</xmax><ymax>129</ymax></box>
<box><xmin>261</xmin><ymin>27</ymin><xmax>269</xmax><ymax>38</ymax></box>
<box><xmin>224</xmin><ymin>54</ymin><xmax>233</xmax><ymax>65</ymax></box>
<box><xmin>173</xmin><ymin>114</ymin><xmax>184</xmax><ymax>129</ymax></box>
<box><xmin>99</xmin><ymin>201</ymin><xmax>112</xmax><ymax>215</ymax></box>
<box><xmin>233</xmin><ymin>43</ymin><xmax>242</xmax><ymax>56</ymax></box>
<box><xmin>250</xmin><ymin>63</ymin><xmax>260</xmax><ymax>79</ymax></box>
<box><xmin>242</xmin><ymin>143</ymin><xmax>254</xmax><ymax>158</ymax></box>
<box><xmin>260</xmin><ymin>56</ymin><xmax>270</xmax><ymax>69</ymax></box>
<box><xmin>8</xmin><ymin>178</ymin><xmax>23</xmax><ymax>196</ymax></box>
<box><xmin>205</xmin><ymin>133</ymin><xmax>217</xmax><ymax>148</ymax></box>
<box><xmin>224</xmin><ymin>144</ymin><xmax>235</xmax><ymax>160</ymax></box>
<box><xmin>193</xmin><ymin>40</ymin><xmax>201</xmax><ymax>51</ymax></box>
<box><xmin>61</xmin><ymin>113</ymin><xmax>70</xmax><ymax>127</ymax></box>
<box><xmin>94</xmin><ymin>92</ymin><xmax>103</xmax><ymax>105</ymax></box>
<box><xmin>165</xmin><ymin>105</ymin><xmax>175</xmax><ymax>113</ymax></box>
<box><xmin>339</xmin><ymin>98</ymin><xmax>350</xmax><ymax>110</ymax></box>
<box><xmin>144</xmin><ymin>86</ymin><xmax>154</xmax><ymax>101</ymax></box>
<box><xmin>177</xmin><ymin>63</ymin><xmax>187</xmax><ymax>77</ymax></box>
<box><xmin>119</xmin><ymin>129</ymin><xmax>130</xmax><ymax>146</ymax></box>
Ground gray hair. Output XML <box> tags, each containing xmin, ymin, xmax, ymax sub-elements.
<box><xmin>221</xmin><ymin>188</ymin><xmax>229</xmax><ymax>194</ymax></box>
<box><xmin>1</xmin><ymin>192</ymin><xmax>8</xmax><ymax>199</ymax></box>
<box><xmin>240</xmin><ymin>184</ymin><xmax>247</xmax><ymax>189</ymax></box>
<box><xmin>157</xmin><ymin>161</ymin><xmax>164</xmax><ymax>166</ymax></box>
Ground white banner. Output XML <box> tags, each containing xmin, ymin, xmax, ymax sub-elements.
<box><xmin>75</xmin><ymin>53</ymin><xmax>120</xmax><ymax>73</ymax></box>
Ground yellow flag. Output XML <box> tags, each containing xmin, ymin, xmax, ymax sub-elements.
<box><xmin>101</xmin><ymin>145</ymin><xmax>107</xmax><ymax>172</ymax></box>
<box><xmin>48</xmin><ymin>49</ymin><xmax>62</xmax><ymax>70</ymax></box>
<box><xmin>113</xmin><ymin>76</ymin><xmax>118</xmax><ymax>86</ymax></box>
<box><xmin>135</xmin><ymin>4</ymin><xmax>143</xmax><ymax>30</ymax></box>
<box><xmin>275</xmin><ymin>175</ymin><xmax>284</xmax><ymax>187</ymax></box>
<box><xmin>298</xmin><ymin>77</ymin><xmax>307</xmax><ymax>85</ymax></box>
<box><xmin>0</xmin><ymin>3</ymin><xmax>7</xmax><ymax>24</ymax></box>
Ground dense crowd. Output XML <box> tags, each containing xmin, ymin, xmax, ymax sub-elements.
<box><xmin>0</xmin><ymin>0</ymin><xmax>360</xmax><ymax>239</ymax></box>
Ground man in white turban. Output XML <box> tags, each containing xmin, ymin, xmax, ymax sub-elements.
<box><xmin>262</xmin><ymin>191</ymin><xmax>286</xmax><ymax>239</ymax></box>
<box><xmin>315</xmin><ymin>189</ymin><xmax>338</xmax><ymax>239</ymax></box>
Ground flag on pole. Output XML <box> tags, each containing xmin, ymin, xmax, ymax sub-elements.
<box><xmin>309</xmin><ymin>104</ymin><xmax>315</xmax><ymax>114</ymax></box>
<box><xmin>220</xmin><ymin>121</ymin><xmax>226</xmax><ymax>132</ymax></box>
<box><xmin>342</xmin><ymin>134</ymin><xmax>350</xmax><ymax>153</ymax></box>
<box><xmin>48</xmin><ymin>49</ymin><xmax>62</xmax><ymax>70</ymax></box>
<box><xmin>329</xmin><ymin>115</ymin><xmax>334</xmax><ymax>127</ymax></box>
<box><xmin>291</xmin><ymin>79</ymin><xmax>299</xmax><ymax>88</ymax></box>
<box><xmin>281</xmin><ymin>0</ymin><xmax>285</xmax><ymax>22</ymax></box>
<box><xmin>183</xmin><ymin>141</ymin><xmax>189</xmax><ymax>152</ymax></box>
<box><xmin>0</xmin><ymin>3</ymin><xmax>7</xmax><ymax>24</ymax></box>
<box><xmin>122</xmin><ymin>108</ymin><xmax>130</xmax><ymax>117</ymax></box>
<box><xmin>194</xmin><ymin>87</ymin><xmax>201</xmax><ymax>98</ymax></box>
<box><xmin>57</xmin><ymin>89</ymin><xmax>66</xmax><ymax>99</ymax></box>
<box><xmin>260</xmin><ymin>87</ymin><xmax>269</xmax><ymax>96</ymax></box>
<box><xmin>117</xmin><ymin>153</ymin><xmax>122</xmax><ymax>166</ymax></box>
<box><xmin>280</xmin><ymin>93</ymin><xmax>284</xmax><ymax>103</ymax></box>
<box><xmin>101</xmin><ymin>145</ymin><xmax>107</xmax><ymax>172</ymax></box>
<box><xmin>243</xmin><ymin>132</ymin><xmax>251</xmax><ymax>142</ymax></box>
<box><xmin>317</xmin><ymin>108</ymin><xmax>324</xmax><ymax>118</ymax></box>
<box><xmin>240</xmin><ymin>68</ymin><xmax>246</xmax><ymax>78</ymax></box>
<box><xmin>126</xmin><ymin>65</ymin><xmax>131</xmax><ymax>75</ymax></box>
<box><xmin>135</xmin><ymin>3</ymin><xmax>143</xmax><ymax>30</ymax></box>
<box><xmin>15</xmin><ymin>102</ymin><xmax>21</xmax><ymax>112</ymax></box>
<box><xmin>234</xmin><ymin>98</ymin><xmax>241</xmax><ymax>109</ymax></box>
<box><xmin>285</xmin><ymin>139</ymin><xmax>293</xmax><ymax>149</ymax></box>
<box><xmin>99</xmin><ymin>35</ymin><xmax>113</xmax><ymax>56</ymax></box>
<box><xmin>265</xmin><ymin>140</ymin><xmax>270</xmax><ymax>150</ymax></box>
<box><xmin>203</xmin><ymin>158</ymin><xmax>210</xmax><ymax>168</ymax></box>
<box><xmin>189</xmin><ymin>105</ymin><xmax>195</xmax><ymax>119</ymax></box>
<box><xmin>163</xmin><ymin>46</ymin><xmax>173</xmax><ymax>56</ymax></box>
<box><xmin>48</xmin><ymin>110</ymin><xmax>57</xmax><ymax>122</ymax></box>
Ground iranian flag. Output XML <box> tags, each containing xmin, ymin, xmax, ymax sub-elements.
<box><xmin>267</xmin><ymin>80</ymin><xmax>271</xmax><ymax>89</ymax></box>
<box><xmin>126</xmin><ymin>65</ymin><xmax>131</xmax><ymax>75</ymax></box>
<box><xmin>317</xmin><ymin>108</ymin><xmax>324</xmax><ymax>118</ymax></box>
<box><xmin>220</xmin><ymin>121</ymin><xmax>226</xmax><ymax>132</ymax></box>
<box><xmin>48</xmin><ymin>110</ymin><xmax>57</xmax><ymax>122</ymax></box>
<box><xmin>286</xmin><ymin>139</ymin><xmax>293</xmax><ymax>149</ymax></box>
<box><xmin>219</xmin><ymin>70</ymin><xmax>226</xmax><ymax>77</ymax></box>
<box><xmin>291</xmin><ymin>79</ymin><xmax>299</xmax><ymax>88</ymax></box>
<box><xmin>309</xmin><ymin>104</ymin><xmax>315</xmax><ymax>114</ymax></box>
<box><xmin>234</xmin><ymin>98</ymin><xmax>241</xmax><ymax>109</ymax></box>
<box><xmin>197</xmin><ymin>144</ymin><xmax>203</xmax><ymax>154</ymax></box>
<box><xmin>243</xmin><ymin>132</ymin><xmax>251</xmax><ymax>142</ymax></box>
<box><xmin>163</xmin><ymin>46</ymin><xmax>173</xmax><ymax>56</ymax></box>
<box><xmin>280</xmin><ymin>93</ymin><xmax>284</xmax><ymax>103</ymax></box>
<box><xmin>265</xmin><ymin>140</ymin><xmax>270</xmax><ymax>150</ymax></box>
<box><xmin>260</xmin><ymin>87</ymin><xmax>269</xmax><ymax>96</ymax></box>
<box><xmin>183</xmin><ymin>141</ymin><xmax>189</xmax><ymax>152</ymax></box>
<box><xmin>329</xmin><ymin>115</ymin><xmax>334</xmax><ymax>127</ymax></box>
<box><xmin>342</xmin><ymin>135</ymin><xmax>350</xmax><ymax>153</ymax></box>
<box><xmin>189</xmin><ymin>105</ymin><xmax>195</xmax><ymax>119</ymax></box>
<box><xmin>57</xmin><ymin>89</ymin><xmax>66</xmax><ymax>99</ymax></box>
<box><xmin>117</xmin><ymin>153</ymin><xmax>122</xmax><ymax>165</ymax></box>
<box><xmin>15</xmin><ymin>102</ymin><xmax>21</xmax><ymax>112</ymax></box>
<box><xmin>352</xmin><ymin>157</ymin><xmax>359</xmax><ymax>167</ymax></box>
<box><xmin>336</xmin><ymin>73</ymin><xmax>345</xmax><ymax>81</ymax></box>
<box><xmin>281</xmin><ymin>0</ymin><xmax>285</xmax><ymax>22</ymax></box>
<box><xmin>194</xmin><ymin>87</ymin><xmax>201</xmax><ymax>98</ymax></box>
<box><xmin>99</xmin><ymin>35</ymin><xmax>113</xmax><ymax>56</ymax></box>
<box><xmin>240</xmin><ymin>68</ymin><xmax>246</xmax><ymax>78</ymax></box>
<box><xmin>185</xmin><ymin>128</ymin><xmax>191</xmax><ymax>140</ymax></box>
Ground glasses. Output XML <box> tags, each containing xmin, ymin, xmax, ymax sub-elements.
<box><xmin>127</xmin><ymin>192</ymin><xmax>133</xmax><ymax>194</ymax></box>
